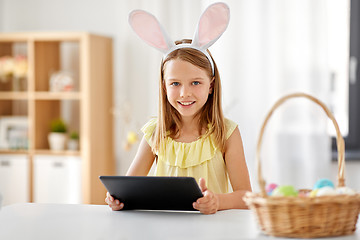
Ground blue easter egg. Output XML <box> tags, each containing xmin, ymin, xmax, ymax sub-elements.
<box><xmin>313</xmin><ymin>178</ymin><xmax>334</xmax><ymax>189</ymax></box>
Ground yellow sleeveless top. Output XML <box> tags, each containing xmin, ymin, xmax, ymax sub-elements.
<box><xmin>141</xmin><ymin>118</ymin><xmax>237</xmax><ymax>194</ymax></box>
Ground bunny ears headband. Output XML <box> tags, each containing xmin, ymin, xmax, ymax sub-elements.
<box><xmin>128</xmin><ymin>2</ymin><xmax>230</xmax><ymax>75</ymax></box>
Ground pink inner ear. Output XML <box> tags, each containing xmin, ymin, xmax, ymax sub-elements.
<box><xmin>130</xmin><ymin>11</ymin><xmax>168</xmax><ymax>51</ymax></box>
<box><xmin>198</xmin><ymin>5</ymin><xmax>230</xmax><ymax>47</ymax></box>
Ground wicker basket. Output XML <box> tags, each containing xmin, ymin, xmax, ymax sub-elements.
<box><xmin>243</xmin><ymin>92</ymin><xmax>360</xmax><ymax>238</ymax></box>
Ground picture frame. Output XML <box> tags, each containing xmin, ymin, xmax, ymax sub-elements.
<box><xmin>49</xmin><ymin>71</ymin><xmax>74</xmax><ymax>92</ymax></box>
<box><xmin>0</xmin><ymin>116</ymin><xmax>28</xmax><ymax>150</ymax></box>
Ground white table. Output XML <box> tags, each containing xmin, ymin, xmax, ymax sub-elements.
<box><xmin>0</xmin><ymin>203</ymin><xmax>359</xmax><ymax>240</ymax></box>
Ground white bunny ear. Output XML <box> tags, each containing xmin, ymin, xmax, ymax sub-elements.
<box><xmin>128</xmin><ymin>10</ymin><xmax>175</xmax><ymax>53</ymax></box>
<box><xmin>192</xmin><ymin>2</ymin><xmax>230</xmax><ymax>50</ymax></box>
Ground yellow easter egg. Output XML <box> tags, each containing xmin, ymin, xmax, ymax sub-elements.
<box><xmin>310</xmin><ymin>189</ymin><xmax>318</xmax><ymax>197</ymax></box>
<box><xmin>127</xmin><ymin>131</ymin><xmax>138</xmax><ymax>144</ymax></box>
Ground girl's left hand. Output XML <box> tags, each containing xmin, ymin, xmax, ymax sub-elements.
<box><xmin>193</xmin><ymin>178</ymin><xmax>219</xmax><ymax>214</ymax></box>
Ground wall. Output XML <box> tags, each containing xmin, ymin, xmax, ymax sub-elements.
<box><xmin>0</xmin><ymin>0</ymin><xmax>3</xmax><ymax>31</ymax></box>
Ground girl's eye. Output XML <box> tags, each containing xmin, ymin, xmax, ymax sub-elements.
<box><xmin>192</xmin><ymin>81</ymin><xmax>200</xmax><ymax>85</ymax></box>
<box><xmin>170</xmin><ymin>82</ymin><xmax>180</xmax><ymax>86</ymax></box>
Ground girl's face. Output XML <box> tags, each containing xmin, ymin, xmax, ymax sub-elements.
<box><xmin>163</xmin><ymin>59</ymin><xmax>213</xmax><ymax>120</ymax></box>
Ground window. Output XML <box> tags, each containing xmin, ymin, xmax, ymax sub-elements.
<box><xmin>332</xmin><ymin>0</ymin><xmax>360</xmax><ymax>160</ymax></box>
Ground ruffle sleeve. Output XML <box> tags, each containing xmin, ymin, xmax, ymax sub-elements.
<box><xmin>141</xmin><ymin>118</ymin><xmax>157</xmax><ymax>147</ymax></box>
<box><xmin>225</xmin><ymin>118</ymin><xmax>238</xmax><ymax>139</ymax></box>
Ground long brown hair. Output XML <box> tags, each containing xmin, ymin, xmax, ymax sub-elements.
<box><xmin>151</xmin><ymin>39</ymin><xmax>226</xmax><ymax>153</ymax></box>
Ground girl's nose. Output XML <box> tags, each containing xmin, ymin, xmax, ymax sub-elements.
<box><xmin>180</xmin><ymin>85</ymin><xmax>191</xmax><ymax>98</ymax></box>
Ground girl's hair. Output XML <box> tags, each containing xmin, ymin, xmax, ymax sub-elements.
<box><xmin>151</xmin><ymin>39</ymin><xmax>226</xmax><ymax>153</ymax></box>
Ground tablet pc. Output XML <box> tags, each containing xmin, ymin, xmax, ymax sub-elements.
<box><xmin>99</xmin><ymin>176</ymin><xmax>203</xmax><ymax>211</ymax></box>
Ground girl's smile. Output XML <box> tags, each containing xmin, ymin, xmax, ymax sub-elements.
<box><xmin>178</xmin><ymin>101</ymin><xmax>194</xmax><ymax>105</ymax></box>
<box><xmin>164</xmin><ymin>59</ymin><xmax>213</xmax><ymax>119</ymax></box>
<box><xmin>178</xmin><ymin>101</ymin><xmax>195</xmax><ymax>106</ymax></box>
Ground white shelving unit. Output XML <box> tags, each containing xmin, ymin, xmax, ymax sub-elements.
<box><xmin>0</xmin><ymin>32</ymin><xmax>115</xmax><ymax>205</ymax></box>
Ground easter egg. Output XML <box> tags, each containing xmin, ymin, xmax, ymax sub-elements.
<box><xmin>313</xmin><ymin>178</ymin><xmax>335</xmax><ymax>190</ymax></box>
<box><xmin>298</xmin><ymin>190</ymin><xmax>310</xmax><ymax>197</ymax></box>
<box><xmin>336</xmin><ymin>187</ymin><xmax>356</xmax><ymax>195</ymax></box>
<box><xmin>310</xmin><ymin>189</ymin><xmax>318</xmax><ymax>197</ymax></box>
<box><xmin>126</xmin><ymin>131</ymin><xmax>138</xmax><ymax>144</ymax></box>
<box><xmin>316</xmin><ymin>186</ymin><xmax>337</xmax><ymax>196</ymax></box>
<box><xmin>271</xmin><ymin>185</ymin><xmax>298</xmax><ymax>197</ymax></box>
<box><xmin>266</xmin><ymin>183</ymin><xmax>278</xmax><ymax>195</ymax></box>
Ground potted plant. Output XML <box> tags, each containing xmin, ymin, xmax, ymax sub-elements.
<box><xmin>67</xmin><ymin>131</ymin><xmax>79</xmax><ymax>150</ymax></box>
<box><xmin>48</xmin><ymin>118</ymin><xmax>67</xmax><ymax>151</ymax></box>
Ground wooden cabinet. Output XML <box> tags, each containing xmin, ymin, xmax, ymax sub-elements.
<box><xmin>33</xmin><ymin>155</ymin><xmax>82</xmax><ymax>204</ymax></box>
<box><xmin>0</xmin><ymin>32</ymin><xmax>115</xmax><ymax>204</ymax></box>
<box><xmin>0</xmin><ymin>154</ymin><xmax>30</xmax><ymax>205</ymax></box>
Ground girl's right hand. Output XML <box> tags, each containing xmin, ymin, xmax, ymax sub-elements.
<box><xmin>105</xmin><ymin>192</ymin><xmax>124</xmax><ymax>211</ymax></box>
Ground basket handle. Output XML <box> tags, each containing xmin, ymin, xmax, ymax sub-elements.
<box><xmin>256</xmin><ymin>92</ymin><xmax>345</xmax><ymax>197</ymax></box>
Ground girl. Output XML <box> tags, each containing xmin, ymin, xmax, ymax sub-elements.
<box><xmin>106</xmin><ymin>3</ymin><xmax>252</xmax><ymax>214</ymax></box>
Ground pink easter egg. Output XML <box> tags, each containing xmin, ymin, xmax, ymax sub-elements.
<box><xmin>266</xmin><ymin>183</ymin><xmax>278</xmax><ymax>195</ymax></box>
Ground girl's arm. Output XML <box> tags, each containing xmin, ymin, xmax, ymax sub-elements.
<box><xmin>218</xmin><ymin>127</ymin><xmax>252</xmax><ymax>210</ymax></box>
<box><xmin>105</xmin><ymin>136</ymin><xmax>155</xmax><ymax>210</ymax></box>
<box><xmin>193</xmin><ymin>127</ymin><xmax>252</xmax><ymax>213</ymax></box>
<box><xmin>126</xmin><ymin>136</ymin><xmax>156</xmax><ymax>176</ymax></box>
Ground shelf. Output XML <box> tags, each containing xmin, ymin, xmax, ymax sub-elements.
<box><xmin>0</xmin><ymin>32</ymin><xmax>97</xmax><ymax>42</ymax></box>
<box><xmin>0</xmin><ymin>92</ymin><xmax>28</xmax><ymax>100</ymax></box>
<box><xmin>0</xmin><ymin>91</ymin><xmax>80</xmax><ymax>100</ymax></box>
<box><xmin>0</xmin><ymin>32</ymin><xmax>114</xmax><ymax>205</ymax></box>
<box><xmin>34</xmin><ymin>149</ymin><xmax>80</xmax><ymax>156</ymax></box>
<box><xmin>0</xmin><ymin>149</ymin><xmax>80</xmax><ymax>156</ymax></box>
<box><xmin>34</xmin><ymin>92</ymin><xmax>81</xmax><ymax>100</ymax></box>
<box><xmin>0</xmin><ymin>149</ymin><xmax>29</xmax><ymax>155</ymax></box>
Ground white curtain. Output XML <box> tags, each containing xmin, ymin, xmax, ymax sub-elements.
<box><xmin>211</xmin><ymin>0</ymin><xmax>340</xmax><ymax>190</ymax></box>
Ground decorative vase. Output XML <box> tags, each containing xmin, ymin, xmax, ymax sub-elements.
<box><xmin>48</xmin><ymin>132</ymin><xmax>67</xmax><ymax>151</ymax></box>
<box><xmin>12</xmin><ymin>76</ymin><xmax>27</xmax><ymax>91</ymax></box>
<box><xmin>67</xmin><ymin>139</ymin><xmax>79</xmax><ymax>151</ymax></box>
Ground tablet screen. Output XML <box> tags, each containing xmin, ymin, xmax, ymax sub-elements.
<box><xmin>99</xmin><ymin>176</ymin><xmax>203</xmax><ymax>211</ymax></box>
